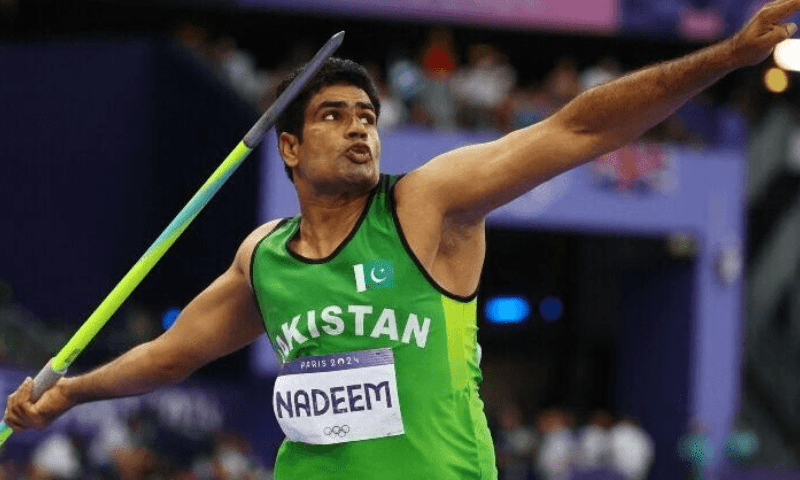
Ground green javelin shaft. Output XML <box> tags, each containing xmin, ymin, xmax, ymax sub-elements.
<box><xmin>53</xmin><ymin>142</ymin><xmax>252</xmax><ymax>373</ymax></box>
<box><xmin>0</xmin><ymin>141</ymin><xmax>252</xmax><ymax>446</ymax></box>
<box><xmin>0</xmin><ymin>31</ymin><xmax>345</xmax><ymax>448</ymax></box>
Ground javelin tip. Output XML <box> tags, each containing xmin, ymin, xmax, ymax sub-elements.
<box><xmin>331</xmin><ymin>31</ymin><xmax>345</xmax><ymax>45</ymax></box>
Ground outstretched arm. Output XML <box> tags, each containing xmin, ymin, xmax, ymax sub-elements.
<box><xmin>3</xmin><ymin>222</ymin><xmax>277</xmax><ymax>431</ymax></box>
<box><xmin>405</xmin><ymin>0</ymin><xmax>799</xmax><ymax>225</ymax></box>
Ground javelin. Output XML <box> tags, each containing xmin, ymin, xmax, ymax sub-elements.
<box><xmin>0</xmin><ymin>31</ymin><xmax>345</xmax><ymax>447</ymax></box>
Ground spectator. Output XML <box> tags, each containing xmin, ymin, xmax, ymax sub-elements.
<box><xmin>575</xmin><ymin>409</ymin><xmax>613</xmax><ymax>471</ymax></box>
<box><xmin>388</xmin><ymin>56</ymin><xmax>430</xmax><ymax>126</ymax></box>
<box><xmin>191</xmin><ymin>432</ymin><xmax>272</xmax><ymax>480</ymax></box>
<box><xmin>87</xmin><ymin>415</ymin><xmax>135</xmax><ymax>478</ymax></box>
<box><xmin>29</xmin><ymin>432</ymin><xmax>83</xmax><ymax>480</ymax></box>
<box><xmin>451</xmin><ymin>43</ymin><xmax>517</xmax><ymax>130</ymax></box>
<box><xmin>608</xmin><ymin>415</ymin><xmax>654</xmax><ymax>480</ymax></box>
<box><xmin>535</xmin><ymin>407</ymin><xmax>576</xmax><ymax>480</ymax></box>
<box><xmin>416</xmin><ymin>27</ymin><xmax>459</xmax><ymax>129</ymax></box>
<box><xmin>580</xmin><ymin>56</ymin><xmax>622</xmax><ymax>91</ymax></box>
<box><xmin>208</xmin><ymin>36</ymin><xmax>271</xmax><ymax>108</ymax></box>
<box><xmin>507</xmin><ymin>81</ymin><xmax>560</xmax><ymax>131</ymax></box>
<box><xmin>110</xmin><ymin>408</ymin><xmax>161</xmax><ymax>480</ymax></box>
<box><xmin>678</xmin><ymin>420</ymin><xmax>711</xmax><ymax>480</ymax></box>
<box><xmin>496</xmin><ymin>402</ymin><xmax>537</xmax><ymax>480</ymax></box>
<box><xmin>420</xmin><ymin>27</ymin><xmax>459</xmax><ymax>81</ymax></box>
<box><xmin>365</xmin><ymin>62</ymin><xmax>406</xmax><ymax>130</ymax></box>
<box><xmin>724</xmin><ymin>426</ymin><xmax>759</xmax><ymax>467</ymax></box>
<box><xmin>542</xmin><ymin>57</ymin><xmax>581</xmax><ymax>108</ymax></box>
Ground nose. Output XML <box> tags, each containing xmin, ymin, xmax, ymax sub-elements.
<box><xmin>346</xmin><ymin>115</ymin><xmax>368</xmax><ymax>139</ymax></box>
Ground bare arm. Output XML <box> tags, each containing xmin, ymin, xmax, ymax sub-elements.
<box><xmin>3</xmin><ymin>221</ymin><xmax>278</xmax><ymax>430</ymax></box>
<box><xmin>403</xmin><ymin>0</ymin><xmax>799</xmax><ymax>224</ymax></box>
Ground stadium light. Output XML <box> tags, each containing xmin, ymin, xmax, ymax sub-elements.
<box><xmin>764</xmin><ymin>67</ymin><xmax>790</xmax><ymax>94</ymax></box>
<box><xmin>775</xmin><ymin>39</ymin><xmax>800</xmax><ymax>72</ymax></box>
<box><xmin>485</xmin><ymin>296</ymin><xmax>531</xmax><ymax>324</ymax></box>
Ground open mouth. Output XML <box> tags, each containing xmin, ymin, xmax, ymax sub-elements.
<box><xmin>345</xmin><ymin>144</ymin><xmax>372</xmax><ymax>163</ymax></box>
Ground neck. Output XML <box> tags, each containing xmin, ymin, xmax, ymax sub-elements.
<box><xmin>293</xmin><ymin>185</ymin><xmax>372</xmax><ymax>259</ymax></box>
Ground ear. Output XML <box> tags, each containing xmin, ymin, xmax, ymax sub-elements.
<box><xmin>279</xmin><ymin>132</ymin><xmax>300</xmax><ymax>170</ymax></box>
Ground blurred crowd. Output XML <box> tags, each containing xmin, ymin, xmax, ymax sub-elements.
<box><xmin>0</xmin><ymin>401</ymin><xmax>760</xmax><ymax>480</ymax></box>
<box><xmin>172</xmin><ymin>24</ymin><xmax>748</xmax><ymax>149</ymax></box>
<box><xmin>0</xmin><ymin>413</ymin><xmax>272</xmax><ymax>480</ymax></box>
<box><xmin>0</xmin><ymin>294</ymin><xmax>273</xmax><ymax>480</ymax></box>
<box><xmin>492</xmin><ymin>405</ymin><xmax>655</xmax><ymax>480</ymax></box>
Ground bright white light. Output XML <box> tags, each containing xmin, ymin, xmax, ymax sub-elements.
<box><xmin>775</xmin><ymin>39</ymin><xmax>800</xmax><ymax>72</ymax></box>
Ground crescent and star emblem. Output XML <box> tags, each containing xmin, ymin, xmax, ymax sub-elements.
<box><xmin>370</xmin><ymin>267</ymin><xmax>387</xmax><ymax>283</ymax></box>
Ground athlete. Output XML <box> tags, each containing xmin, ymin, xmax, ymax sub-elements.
<box><xmin>5</xmin><ymin>1</ymin><xmax>800</xmax><ymax>478</ymax></box>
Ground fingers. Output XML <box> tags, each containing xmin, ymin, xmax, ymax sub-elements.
<box><xmin>4</xmin><ymin>377</ymin><xmax>33</xmax><ymax>429</ymax></box>
<box><xmin>762</xmin><ymin>0</ymin><xmax>800</xmax><ymax>23</ymax></box>
<box><xmin>3</xmin><ymin>377</ymin><xmax>30</xmax><ymax>430</ymax></box>
<box><xmin>763</xmin><ymin>21</ymin><xmax>798</xmax><ymax>45</ymax></box>
<box><xmin>764</xmin><ymin>21</ymin><xmax>798</xmax><ymax>45</ymax></box>
<box><xmin>3</xmin><ymin>377</ymin><xmax>47</xmax><ymax>431</ymax></box>
<box><xmin>751</xmin><ymin>0</ymin><xmax>800</xmax><ymax>44</ymax></box>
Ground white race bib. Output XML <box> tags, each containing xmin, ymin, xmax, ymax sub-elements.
<box><xmin>273</xmin><ymin>348</ymin><xmax>405</xmax><ymax>445</ymax></box>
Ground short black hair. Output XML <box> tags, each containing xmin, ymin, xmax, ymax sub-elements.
<box><xmin>275</xmin><ymin>57</ymin><xmax>381</xmax><ymax>182</ymax></box>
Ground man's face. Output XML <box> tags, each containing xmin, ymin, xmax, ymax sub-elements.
<box><xmin>282</xmin><ymin>84</ymin><xmax>381</xmax><ymax>194</ymax></box>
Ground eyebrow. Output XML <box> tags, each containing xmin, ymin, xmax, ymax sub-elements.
<box><xmin>315</xmin><ymin>100</ymin><xmax>376</xmax><ymax>113</ymax></box>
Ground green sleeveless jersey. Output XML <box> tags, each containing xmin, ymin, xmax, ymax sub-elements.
<box><xmin>251</xmin><ymin>174</ymin><xmax>497</xmax><ymax>479</ymax></box>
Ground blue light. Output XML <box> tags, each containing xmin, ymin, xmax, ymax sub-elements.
<box><xmin>539</xmin><ymin>296</ymin><xmax>564</xmax><ymax>323</ymax></box>
<box><xmin>485</xmin><ymin>296</ymin><xmax>531</xmax><ymax>324</ymax></box>
<box><xmin>161</xmin><ymin>308</ymin><xmax>181</xmax><ymax>330</ymax></box>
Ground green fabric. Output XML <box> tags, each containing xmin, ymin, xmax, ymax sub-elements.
<box><xmin>252</xmin><ymin>174</ymin><xmax>497</xmax><ymax>479</ymax></box>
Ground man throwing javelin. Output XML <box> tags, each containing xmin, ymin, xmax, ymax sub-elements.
<box><xmin>6</xmin><ymin>1</ymin><xmax>800</xmax><ymax>478</ymax></box>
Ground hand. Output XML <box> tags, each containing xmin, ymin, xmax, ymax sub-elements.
<box><xmin>3</xmin><ymin>377</ymin><xmax>74</xmax><ymax>431</ymax></box>
<box><xmin>731</xmin><ymin>0</ymin><xmax>800</xmax><ymax>67</ymax></box>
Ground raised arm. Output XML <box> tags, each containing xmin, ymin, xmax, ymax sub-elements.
<box><xmin>3</xmin><ymin>222</ymin><xmax>277</xmax><ymax>431</ymax></box>
<box><xmin>406</xmin><ymin>0</ymin><xmax>799</xmax><ymax>225</ymax></box>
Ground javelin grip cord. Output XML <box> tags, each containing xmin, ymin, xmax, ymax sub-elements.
<box><xmin>31</xmin><ymin>360</ymin><xmax>66</xmax><ymax>402</ymax></box>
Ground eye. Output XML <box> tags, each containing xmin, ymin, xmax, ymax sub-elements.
<box><xmin>360</xmin><ymin>114</ymin><xmax>376</xmax><ymax>125</ymax></box>
<box><xmin>323</xmin><ymin>111</ymin><xmax>338</xmax><ymax>121</ymax></box>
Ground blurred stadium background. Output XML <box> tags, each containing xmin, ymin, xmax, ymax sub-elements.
<box><xmin>1</xmin><ymin>0</ymin><xmax>799</xmax><ymax>478</ymax></box>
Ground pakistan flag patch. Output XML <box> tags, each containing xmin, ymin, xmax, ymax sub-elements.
<box><xmin>354</xmin><ymin>260</ymin><xmax>395</xmax><ymax>292</ymax></box>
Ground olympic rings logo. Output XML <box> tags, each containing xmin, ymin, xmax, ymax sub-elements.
<box><xmin>324</xmin><ymin>425</ymin><xmax>351</xmax><ymax>437</ymax></box>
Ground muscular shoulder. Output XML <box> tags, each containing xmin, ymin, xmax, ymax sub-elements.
<box><xmin>393</xmin><ymin>171</ymin><xmax>485</xmax><ymax>297</ymax></box>
<box><xmin>233</xmin><ymin>219</ymin><xmax>285</xmax><ymax>285</ymax></box>
<box><xmin>393</xmin><ymin>170</ymin><xmax>483</xmax><ymax>236</ymax></box>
